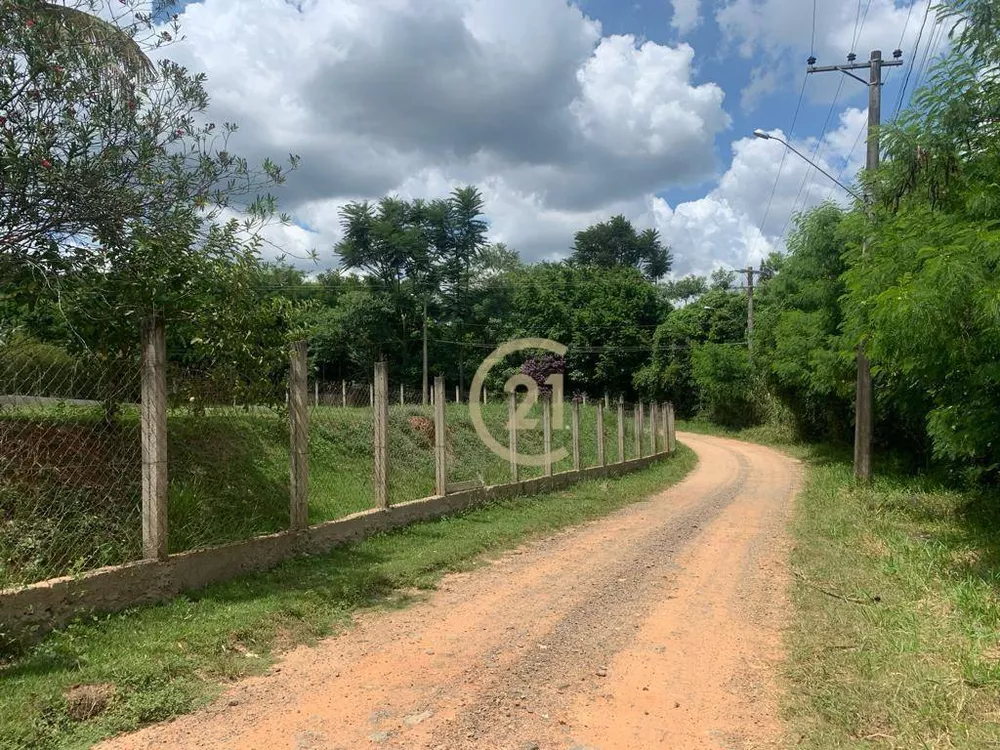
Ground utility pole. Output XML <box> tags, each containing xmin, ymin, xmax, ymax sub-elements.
<box><xmin>422</xmin><ymin>298</ymin><xmax>429</xmax><ymax>406</ymax></box>
<box><xmin>744</xmin><ymin>263</ymin><xmax>768</xmax><ymax>351</ymax></box>
<box><xmin>808</xmin><ymin>48</ymin><xmax>902</xmax><ymax>482</ymax></box>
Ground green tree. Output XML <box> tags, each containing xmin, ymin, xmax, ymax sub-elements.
<box><xmin>662</xmin><ymin>275</ymin><xmax>708</xmax><ymax>305</ymax></box>
<box><xmin>752</xmin><ymin>204</ymin><xmax>856</xmax><ymax>440</ymax></box>
<box><xmin>505</xmin><ymin>263</ymin><xmax>663</xmax><ymax>398</ymax></box>
<box><xmin>571</xmin><ymin>215</ymin><xmax>672</xmax><ymax>281</ymax></box>
<box><xmin>634</xmin><ymin>287</ymin><xmax>747</xmax><ymax>415</ymax></box>
<box><xmin>691</xmin><ymin>342</ymin><xmax>759</xmax><ymax>427</ymax></box>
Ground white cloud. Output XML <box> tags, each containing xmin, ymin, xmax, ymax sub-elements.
<box><xmin>716</xmin><ymin>0</ymin><xmax>945</xmax><ymax>106</ymax></box>
<box><xmin>647</xmin><ymin>105</ymin><xmax>867</xmax><ymax>276</ymax></box>
<box><xmin>670</xmin><ymin>0</ymin><xmax>702</xmax><ymax>35</ymax></box>
<box><xmin>155</xmin><ymin>0</ymin><xmax>730</xmax><ymax>269</ymax></box>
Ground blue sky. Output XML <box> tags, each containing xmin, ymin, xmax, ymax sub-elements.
<box><xmin>158</xmin><ymin>0</ymin><xmax>942</xmax><ymax>275</ymax></box>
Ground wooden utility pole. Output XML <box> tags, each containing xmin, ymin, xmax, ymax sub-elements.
<box><xmin>808</xmin><ymin>48</ymin><xmax>901</xmax><ymax>483</ymax></box>
<box><xmin>422</xmin><ymin>299</ymin><xmax>429</xmax><ymax>405</ymax></box>
<box><xmin>743</xmin><ymin>264</ymin><xmax>768</xmax><ymax>350</ymax></box>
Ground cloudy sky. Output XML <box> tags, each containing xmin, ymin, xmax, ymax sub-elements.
<box><xmin>161</xmin><ymin>0</ymin><xmax>946</xmax><ymax>276</ymax></box>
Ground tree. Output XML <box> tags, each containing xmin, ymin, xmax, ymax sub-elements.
<box><xmin>505</xmin><ymin>263</ymin><xmax>663</xmax><ymax>398</ymax></box>
<box><xmin>1</xmin><ymin>0</ymin><xmax>300</xmax><ymax>410</ymax></box>
<box><xmin>662</xmin><ymin>275</ymin><xmax>708</xmax><ymax>305</ymax></box>
<box><xmin>691</xmin><ymin>342</ymin><xmax>759</xmax><ymax>427</ymax></box>
<box><xmin>634</xmin><ymin>287</ymin><xmax>747</xmax><ymax>415</ymax></box>
<box><xmin>26</xmin><ymin>0</ymin><xmax>157</xmax><ymax>78</ymax></box>
<box><xmin>751</xmin><ymin>203</ymin><xmax>856</xmax><ymax>440</ymax></box>
<box><xmin>571</xmin><ymin>215</ymin><xmax>672</xmax><ymax>281</ymax></box>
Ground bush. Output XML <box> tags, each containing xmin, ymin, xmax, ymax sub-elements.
<box><xmin>690</xmin><ymin>342</ymin><xmax>763</xmax><ymax>428</ymax></box>
<box><xmin>0</xmin><ymin>338</ymin><xmax>99</xmax><ymax>399</ymax></box>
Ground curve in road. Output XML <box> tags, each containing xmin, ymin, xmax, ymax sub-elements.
<box><xmin>100</xmin><ymin>432</ymin><xmax>802</xmax><ymax>750</ymax></box>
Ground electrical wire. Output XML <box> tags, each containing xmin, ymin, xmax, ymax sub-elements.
<box><xmin>895</xmin><ymin>0</ymin><xmax>933</xmax><ymax>117</ymax></box>
<box><xmin>851</xmin><ymin>0</ymin><xmax>863</xmax><ymax>54</ymax></box>
<box><xmin>897</xmin><ymin>0</ymin><xmax>915</xmax><ymax>52</ymax></box>
<box><xmin>781</xmin><ymin>74</ymin><xmax>845</xmax><ymax>237</ymax></box>
<box><xmin>758</xmin><ymin>73</ymin><xmax>808</xmax><ymax>240</ymax></box>
<box><xmin>912</xmin><ymin>15</ymin><xmax>944</xmax><ymax>97</ymax></box>
<box><xmin>855</xmin><ymin>0</ymin><xmax>873</xmax><ymax>49</ymax></box>
<box><xmin>810</xmin><ymin>0</ymin><xmax>817</xmax><ymax>57</ymax></box>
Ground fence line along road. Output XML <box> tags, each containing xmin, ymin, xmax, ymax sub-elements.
<box><xmin>0</xmin><ymin>316</ymin><xmax>678</xmax><ymax>646</ymax></box>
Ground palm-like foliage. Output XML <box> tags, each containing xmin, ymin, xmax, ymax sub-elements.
<box><xmin>31</xmin><ymin>1</ymin><xmax>155</xmax><ymax>79</ymax></box>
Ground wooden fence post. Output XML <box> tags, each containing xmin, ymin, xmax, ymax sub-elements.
<box><xmin>637</xmin><ymin>400</ymin><xmax>645</xmax><ymax>457</ymax></box>
<box><xmin>314</xmin><ymin>380</ymin><xmax>319</xmax><ymax>407</ymax></box>
<box><xmin>373</xmin><ymin>361</ymin><xmax>389</xmax><ymax>510</ymax></box>
<box><xmin>649</xmin><ymin>402</ymin><xmax>656</xmax><ymax>455</ymax></box>
<box><xmin>141</xmin><ymin>314</ymin><xmax>168</xmax><ymax>560</ymax></box>
<box><xmin>617</xmin><ymin>398</ymin><xmax>625</xmax><ymax>463</ymax></box>
<box><xmin>633</xmin><ymin>405</ymin><xmax>641</xmax><ymax>459</ymax></box>
<box><xmin>288</xmin><ymin>340</ymin><xmax>309</xmax><ymax>529</ymax></box>
<box><xmin>543</xmin><ymin>393</ymin><xmax>553</xmax><ymax>477</ymax></box>
<box><xmin>661</xmin><ymin>403</ymin><xmax>668</xmax><ymax>454</ymax></box>
<box><xmin>508</xmin><ymin>391</ymin><xmax>519</xmax><ymax>482</ymax></box>
<box><xmin>341</xmin><ymin>381</ymin><xmax>347</xmax><ymax>408</ymax></box>
<box><xmin>455</xmin><ymin>385</ymin><xmax>460</xmax><ymax>403</ymax></box>
<box><xmin>604</xmin><ymin>392</ymin><xmax>609</xmax><ymax>409</ymax></box>
<box><xmin>434</xmin><ymin>376</ymin><xmax>447</xmax><ymax>496</ymax></box>
<box><xmin>400</xmin><ymin>382</ymin><xmax>405</xmax><ymax>406</ymax></box>
<box><xmin>571</xmin><ymin>400</ymin><xmax>581</xmax><ymax>472</ymax></box>
<box><xmin>667</xmin><ymin>402</ymin><xmax>676</xmax><ymax>453</ymax></box>
<box><xmin>369</xmin><ymin>383</ymin><xmax>374</xmax><ymax>408</ymax></box>
<box><xmin>597</xmin><ymin>401</ymin><xmax>606</xmax><ymax>467</ymax></box>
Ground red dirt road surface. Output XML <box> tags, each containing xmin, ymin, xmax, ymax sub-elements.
<box><xmin>99</xmin><ymin>433</ymin><xmax>802</xmax><ymax>750</ymax></box>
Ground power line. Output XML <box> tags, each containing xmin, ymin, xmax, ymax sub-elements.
<box><xmin>758</xmin><ymin>73</ymin><xmax>808</xmax><ymax>238</ymax></box>
<box><xmin>782</xmin><ymin>74</ymin><xmax>845</xmax><ymax>237</ymax></box>
<box><xmin>851</xmin><ymin>0</ymin><xmax>863</xmax><ymax>53</ymax></box>
<box><xmin>810</xmin><ymin>0</ymin><xmax>817</xmax><ymax>56</ymax></box>
<box><xmin>912</xmin><ymin>15</ymin><xmax>944</xmax><ymax>97</ymax></box>
<box><xmin>895</xmin><ymin>0</ymin><xmax>933</xmax><ymax>117</ymax></box>
<box><xmin>856</xmin><ymin>0</ymin><xmax>873</xmax><ymax>47</ymax></box>
<box><xmin>897</xmin><ymin>0</ymin><xmax>916</xmax><ymax>51</ymax></box>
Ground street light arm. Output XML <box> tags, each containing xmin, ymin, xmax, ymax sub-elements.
<box><xmin>753</xmin><ymin>129</ymin><xmax>867</xmax><ymax>204</ymax></box>
<box><xmin>767</xmin><ymin>134</ymin><xmax>867</xmax><ymax>204</ymax></box>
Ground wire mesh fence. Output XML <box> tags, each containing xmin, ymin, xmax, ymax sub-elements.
<box><xmin>164</xmin><ymin>359</ymin><xmax>290</xmax><ymax>554</ymax></box>
<box><xmin>0</xmin><ymin>339</ymin><xmax>142</xmax><ymax>589</ymax></box>
<box><xmin>1</xmin><ymin>328</ymin><xmax>676</xmax><ymax>593</ymax></box>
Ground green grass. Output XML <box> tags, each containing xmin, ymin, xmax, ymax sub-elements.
<box><xmin>1</xmin><ymin>400</ymin><xmax>638</xmax><ymax>588</ymax></box>
<box><xmin>680</xmin><ymin>416</ymin><xmax>1000</xmax><ymax>746</ymax></box>
<box><xmin>785</xmin><ymin>461</ymin><xmax>1000</xmax><ymax>748</ymax></box>
<box><xmin>0</xmin><ymin>446</ymin><xmax>695</xmax><ymax>750</ymax></box>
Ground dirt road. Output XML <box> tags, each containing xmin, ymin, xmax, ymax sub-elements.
<box><xmin>100</xmin><ymin>433</ymin><xmax>801</xmax><ymax>750</ymax></box>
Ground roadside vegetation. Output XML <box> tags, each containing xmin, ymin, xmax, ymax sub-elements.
<box><xmin>679</xmin><ymin>420</ymin><xmax>1000</xmax><ymax>747</ymax></box>
<box><xmin>0</xmin><ymin>448</ymin><xmax>695</xmax><ymax>750</ymax></box>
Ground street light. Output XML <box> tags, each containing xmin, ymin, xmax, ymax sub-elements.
<box><xmin>752</xmin><ymin>129</ymin><xmax>866</xmax><ymax>204</ymax></box>
<box><xmin>755</xmin><ymin>127</ymin><xmax>875</xmax><ymax>484</ymax></box>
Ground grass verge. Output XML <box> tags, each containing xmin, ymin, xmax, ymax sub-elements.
<box><xmin>0</xmin><ymin>446</ymin><xmax>695</xmax><ymax>750</ymax></box>
<box><xmin>680</xmin><ymin>417</ymin><xmax>1000</xmax><ymax>746</ymax></box>
<box><xmin>785</xmin><ymin>460</ymin><xmax>1000</xmax><ymax>748</ymax></box>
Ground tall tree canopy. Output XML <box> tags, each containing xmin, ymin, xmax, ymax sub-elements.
<box><xmin>570</xmin><ymin>215</ymin><xmax>671</xmax><ymax>281</ymax></box>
